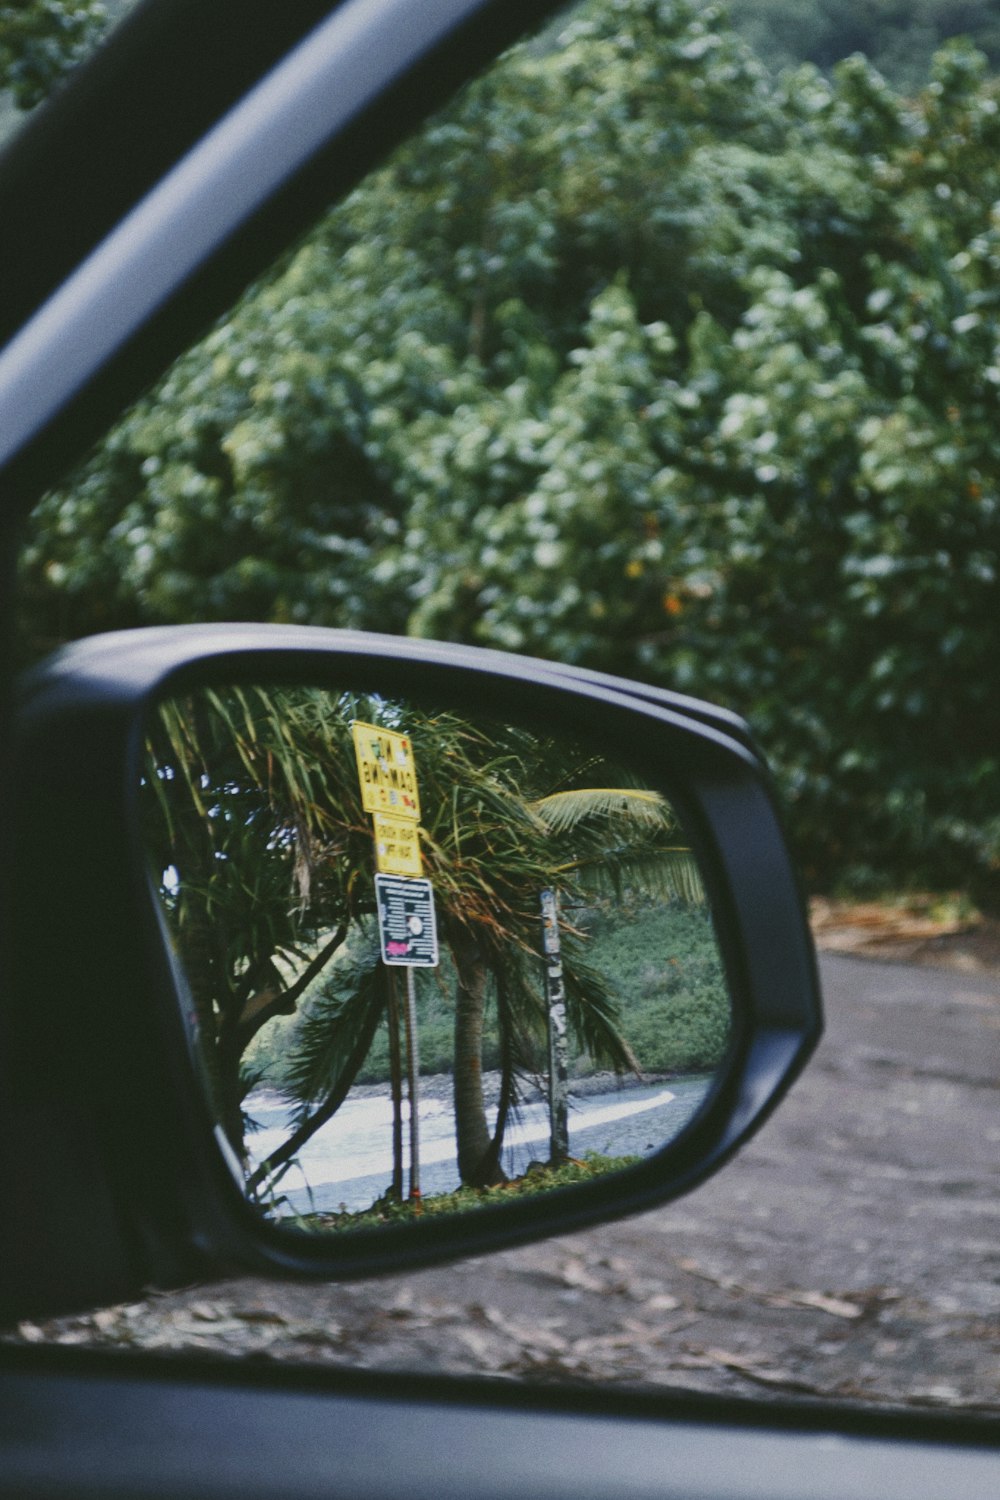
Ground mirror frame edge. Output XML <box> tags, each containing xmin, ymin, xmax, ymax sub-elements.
<box><xmin>8</xmin><ymin>625</ymin><xmax>821</xmax><ymax>1308</ymax></box>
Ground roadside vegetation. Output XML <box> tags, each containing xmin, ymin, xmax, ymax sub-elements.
<box><xmin>19</xmin><ymin>0</ymin><xmax>1000</xmax><ymax>908</ymax></box>
<box><xmin>294</xmin><ymin>1153</ymin><xmax>644</xmax><ymax>1233</ymax></box>
<box><xmin>0</xmin><ymin>0</ymin><xmax>109</xmax><ymax>109</ymax></box>
<box><xmin>143</xmin><ymin>685</ymin><xmax>717</xmax><ymax>1207</ymax></box>
<box><xmin>247</xmin><ymin>901</ymin><xmax>729</xmax><ymax>1088</ymax></box>
<box><xmin>733</xmin><ymin>0</ymin><xmax>1000</xmax><ymax>88</ymax></box>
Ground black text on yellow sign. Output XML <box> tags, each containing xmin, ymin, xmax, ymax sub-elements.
<box><xmin>351</xmin><ymin>721</ymin><xmax>421</xmax><ymax>822</ymax></box>
<box><xmin>372</xmin><ymin>811</ymin><xmax>424</xmax><ymax>878</ymax></box>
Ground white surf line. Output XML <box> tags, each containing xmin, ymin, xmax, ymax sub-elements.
<box><xmin>250</xmin><ymin>1087</ymin><xmax>677</xmax><ymax>1192</ymax></box>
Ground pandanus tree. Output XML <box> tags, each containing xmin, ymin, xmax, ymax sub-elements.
<box><xmin>142</xmin><ymin>685</ymin><xmax>702</xmax><ymax>1197</ymax></box>
<box><xmin>143</xmin><ymin>686</ymin><xmax>379</xmax><ymax>1155</ymax></box>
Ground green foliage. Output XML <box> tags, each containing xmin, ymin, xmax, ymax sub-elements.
<box><xmin>583</xmin><ymin>903</ymin><xmax>731</xmax><ymax>1072</ymax></box>
<box><xmin>145</xmin><ymin>682</ymin><xmax>700</xmax><ymax>1192</ymax></box>
<box><xmin>0</xmin><ymin>0</ymin><xmax>110</xmax><ymax>109</ymax></box>
<box><xmin>304</xmin><ymin>957</ymin><xmax>460</xmax><ymax>1087</ymax></box>
<box><xmin>304</xmin><ymin>1152</ymin><xmax>643</xmax><ymax>1232</ymax></box>
<box><xmin>733</xmin><ymin>0</ymin><xmax>1000</xmax><ymax>92</ymax></box>
<box><xmin>252</xmin><ymin>899</ymin><xmax>730</xmax><ymax>1088</ymax></box>
<box><xmin>20</xmin><ymin>0</ymin><xmax>1000</xmax><ymax>902</ymax></box>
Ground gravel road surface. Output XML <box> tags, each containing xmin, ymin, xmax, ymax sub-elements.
<box><xmin>9</xmin><ymin>951</ymin><xmax>1000</xmax><ymax>1414</ymax></box>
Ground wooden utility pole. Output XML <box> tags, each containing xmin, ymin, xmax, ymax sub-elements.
<box><xmin>540</xmin><ymin>888</ymin><xmax>569</xmax><ymax>1163</ymax></box>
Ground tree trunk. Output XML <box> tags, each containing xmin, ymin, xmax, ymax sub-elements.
<box><xmin>451</xmin><ymin>926</ymin><xmax>505</xmax><ymax>1187</ymax></box>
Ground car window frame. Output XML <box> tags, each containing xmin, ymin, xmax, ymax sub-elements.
<box><xmin>0</xmin><ymin>0</ymin><xmax>570</xmax><ymax>510</ymax></box>
<box><xmin>0</xmin><ymin>1</ymin><xmax>998</xmax><ymax>1495</ymax></box>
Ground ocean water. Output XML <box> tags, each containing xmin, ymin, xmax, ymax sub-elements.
<box><xmin>245</xmin><ymin>1075</ymin><xmax>712</xmax><ymax>1215</ymax></box>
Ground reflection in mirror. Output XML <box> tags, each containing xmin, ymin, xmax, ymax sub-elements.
<box><xmin>141</xmin><ymin>685</ymin><xmax>732</xmax><ymax>1231</ymax></box>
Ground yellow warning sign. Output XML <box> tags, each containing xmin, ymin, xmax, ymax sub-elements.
<box><xmin>372</xmin><ymin>812</ymin><xmax>424</xmax><ymax>877</ymax></box>
<box><xmin>351</xmin><ymin>721</ymin><xmax>421</xmax><ymax>822</ymax></box>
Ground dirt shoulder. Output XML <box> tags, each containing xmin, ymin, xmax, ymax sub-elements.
<box><xmin>809</xmin><ymin>895</ymin><xmax>1000</xmax><ymax>974</ymax></box>
<box><xmin>5</xmin><ymin>914</ymin><xmax>999</xmax><ymax>1416</ymax></box>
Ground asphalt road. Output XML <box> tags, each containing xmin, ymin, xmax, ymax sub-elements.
<box><xmin>10</xmin><ymin>953</ymin><xmax>1000</xmax><ymax>1413</ymax></box>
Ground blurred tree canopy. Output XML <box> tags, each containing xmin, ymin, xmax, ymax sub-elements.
<box><xmin>17</xmin><ymin>0</ymin><xmax>1000</xmax><ymax>901</ymax></box>
<box><xmin>0</xmin><ymin>0</ymin><xmax>109</xmax><ymax>109</ymax></box>
<box><xmin>734</xmin><ymin>0</ymin><xmax>1000</xmax><ymax>91</ymax></box>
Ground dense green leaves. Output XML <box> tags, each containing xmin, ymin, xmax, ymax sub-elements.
<box><xmin>734</xmin><ymin>0</ymin><xmax>1000</xmax><ymax>91</ymax></box>
<box><xmin>144</xmin><ymin>685</ymin><xmax>704</xmax><ymax>1190</ymax></box>
<box><xmin>0</xmin><ymin>0</ymin><xmax>110</xmax><ymax>108</ymax></box>
<box><xmin>19</xmin><ymin>0</ymin><xmax>1000</xmax><ymax>900</ymax></box>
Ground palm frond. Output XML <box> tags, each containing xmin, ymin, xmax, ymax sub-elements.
<box><xmin>561</xmin><ymin>947</ymin><xmax>642</xmax><ymax>1078</ymax></box>
<box><xmin>564</xmin><ymin>848</ymin><xmax>705</xmax><ymax>905</ymax></box>
<box><xmin>532</xmin><ymin>786</ymin><xmax>674</xmax><ymax>833</ymax></box>
<box><xmin>279</xmin><ymin>928</ymin><xmax>384</xmax><ymax>1125</ymax></box>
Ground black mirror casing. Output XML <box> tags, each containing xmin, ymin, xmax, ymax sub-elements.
<box><xmin>7</xmin><ymin>625</ymin><xmax>821</xmax><ymax>1320</ymax></box>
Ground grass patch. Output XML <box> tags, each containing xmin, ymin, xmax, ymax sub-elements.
<box><xmin>283</xmin><ymin>1152</ymin><xmax>641</xmax><ymax>1232</ymax></box>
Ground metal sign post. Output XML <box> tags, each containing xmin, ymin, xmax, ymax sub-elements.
<box><xmin>403</xmin><ymin>967</ymin><xmax>421</xmax><ymax>1203</ymax></box>
<box><xmin>385</xmin><ymin>969</ymin><xmax>404</xmax><ymax>1200</ymax></box>
<box><xmin>540</xmin><ymin>888</ymin><xmax>569</xmax><ymax>1164</ymax></box>
<box><xmin>353</xmin><ymin>723</ymin><xmax>436</xmax><ymax>1205</ymax></box>
<box><xmin>375</xmin><ymin>876</ymin><xmax>436</xmax><ymax>1203</ymax></box>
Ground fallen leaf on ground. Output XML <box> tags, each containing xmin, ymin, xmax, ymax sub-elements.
<box><xmin>558</xmin><ymin>1257</ymin><xmax>612</xmax><ymax>1294</ymax></box>
<box><xmin>780</xmin><ymin>1290</ymin><xmax>862</xmax><ymax>1319</ymax></box>
<box><xmin>676</xmin><ymin>1257</ymin><xmax>862</xmax><ymax>1318</ymax></box>
<box><xmin>643</xmin><ymin>1292</ymin><xmax>681</xmax><ymax>1312</ymax></box>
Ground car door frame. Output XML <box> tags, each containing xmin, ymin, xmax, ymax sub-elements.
<box><xmin>0</xmin><ymin>1</ymin><xmax>997</xmax><ymax>1495</ymax></box>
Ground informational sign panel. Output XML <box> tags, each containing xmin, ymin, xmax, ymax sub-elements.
<box><xmin>375</xmin><ymin>875</ymin><xmax>439</xmax><ymax>967</ymax></box>
<box><xmin>352</xmin><ymin>721</ymin><xmax>421</xmax><ymax>821</ymax></box>
<box><xmin>372</xmin><ymin>811</ymin><xmax>424</xmax><ymax>878</ymax></box>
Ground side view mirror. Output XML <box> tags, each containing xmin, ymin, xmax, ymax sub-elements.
<box><xmin>8</xmin><ymin>626</ymin><xmax>820</xmax><ymax>1316</ymax></box>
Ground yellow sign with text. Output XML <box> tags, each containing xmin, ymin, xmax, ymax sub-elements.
<box><xmin>351</xmin><ymin>721</ymin><xmax>421</xmax><ymax>821</ymax></box>
<box><xmin>372</xmin><ymin>811</ymin><xmax>424</xmax><ymax>878</ymax></box>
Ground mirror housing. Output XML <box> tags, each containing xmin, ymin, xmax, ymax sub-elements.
<box><xmin>8</xmin><ymin>625</ymin><xmax>820</xmax><ymax>1316</ymax></box>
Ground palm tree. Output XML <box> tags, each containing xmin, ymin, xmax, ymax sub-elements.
<box><xmin>531</xmin><ymin>785</ymin><xmax>704</xmax><ymax>904</ymax></box>
<box><xmin>530</xmin><ymin>784</ymin><xmax>704</xmax><ymax>1163</ymax></box>
<box><xmin>141</xmin><ymin>686</ymin><xmax>704</xmax><ymax>1203</ymax></box>
<box><xmin>143</xmin><ymin>685</ymin><xmax>377</xmax><ymax>1155</ymax></box>
<box><xmin>392</xmin><ymin>727</ymin><xmax>705</xmax><ymax>1185</ymax></box>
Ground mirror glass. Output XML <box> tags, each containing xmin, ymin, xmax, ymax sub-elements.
<box><xmin>141</xmin><ymin>683</ymin><xmax>733</xmax><ymax>1232</ymax></box>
